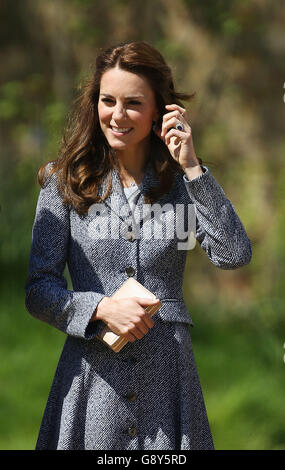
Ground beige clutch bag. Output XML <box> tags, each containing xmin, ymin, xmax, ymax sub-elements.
<box><xmin>96</xmin><ymin>278</ymin><xmax>162</xmax><ymax>353</ymax></box>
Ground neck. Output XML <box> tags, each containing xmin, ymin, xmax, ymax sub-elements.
<box><xmin>115</xmin><ymin>137</ymin><xmax>150</xmax><ymax>186</ymax></box>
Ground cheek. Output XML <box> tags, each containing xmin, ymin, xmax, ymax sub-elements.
<box><xmin>132</xmin><ymin>109</ymin><xmax>153</xmax><ymax>128</ymax></box>
<box><xmin>97</xmin><ymin>104</ymin><xmax>110</xmax><ymax>124</ymax></box>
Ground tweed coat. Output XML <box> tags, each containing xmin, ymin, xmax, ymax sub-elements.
<box><xmin>24</xmin><ymin>158</ymin><xmax>252</xmax><ymax>450</ymax></box>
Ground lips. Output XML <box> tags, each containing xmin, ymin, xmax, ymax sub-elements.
<box><xmin>109</xmin><ymin>126</ymin><xmax>133</xmax><ymax>136</ymax></box>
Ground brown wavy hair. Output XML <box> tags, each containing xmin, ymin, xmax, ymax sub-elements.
<box><xmin>38</xmin><ymin>40</ymin><xmax>202</xmax><ymax>215</ymax></box>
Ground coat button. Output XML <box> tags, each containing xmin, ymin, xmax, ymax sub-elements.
<box><xmin>126</xmin><ymin>392</ymin><xmax>137</xmax><ymax>402</ymax></box>
<box><xmin>126</xmin><ymin>232</ymin><xmax>135</xmax><ymax>242</ymax></box>
<box><xmin>125</xmin><ymin>266</ymin><xmax>136</xmax><ymax>277</ymax></box>
<box><xmin>127</xmin><ymin>426</ymin><xmax>137</xmax><ymax>437</ymax></box>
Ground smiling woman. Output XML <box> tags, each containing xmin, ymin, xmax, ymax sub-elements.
<box><xmin>25</xmin><ymin>40</ymin><xmax>252</xmax><ymax>451</ymax></box>
<box><xmin>35</xmin><ymin>40</ymin><xmax>197</xmax><ymax>214</ymax></box>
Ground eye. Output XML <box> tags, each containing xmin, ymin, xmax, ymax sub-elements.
<box><xmin>101</xmin><ymin>98</ymin><xmax>141</xmax><ymax>106</ymax></box>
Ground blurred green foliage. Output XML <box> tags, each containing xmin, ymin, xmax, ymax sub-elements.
<box><xmin>0</xmin><ymin>0</ymin><xmax>284</xmax><ymax>450</ymax></box>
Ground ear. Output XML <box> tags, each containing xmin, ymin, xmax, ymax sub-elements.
<box><xmin>153</xmin><ymin>109</ymin><xmax>160</xmax><ymax>122</ymax></box>
<box><xmin>151</xmin><ymin>102</ymin><xmax>159</xmax><ymax>122</ymax></box>
<box><xmin>152</xmin><ymin>119</ymin><xmax>164</xmax><ymax>141</ymax></box>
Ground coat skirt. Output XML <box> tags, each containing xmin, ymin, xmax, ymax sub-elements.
<box><xmin>35</xmin><ymin>317</ymin><xmax>213</xmax><ymax>450</ymax></box>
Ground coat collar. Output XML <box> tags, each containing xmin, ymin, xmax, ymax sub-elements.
<box><xmin>99</xmin><ymin>158</ymin><xmax>159</xmax><ymax>199</ymax></box>
<box><xmin>99</xmin><ymin>158</ymin><xmax>161</xmax><ymax>223</ymax></box>
<box><xmin>96</xmin><ymin>158</ymin><xmax>180</xmax><ymax>243</ymax></box>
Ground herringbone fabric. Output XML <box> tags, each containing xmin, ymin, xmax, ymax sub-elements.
<box><xmin>25</xmin><ymin>158</ymin><xmax>252</xmax><ymax>450</ymax></box>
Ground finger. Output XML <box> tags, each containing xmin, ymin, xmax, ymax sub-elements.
<box><xmin>136</xmin><ymin>321</ymin><xmax>149</xmax><ymax>335</ymax></box>
<box><xmin>129</xmin><ymin>324</ymin><xmax>145</xmax><ymax>339</ymax></box>
<box><xmin>162</xmin><ymin>110</ymin><xmax>187</xmax><ymax>129</ymax></box>
<box><xmin>142</xmin><ymin>312</ymin><xmax>155</xmax><ymax>328</ymax></box>
<box><xmin>171</xmin><ymin>136</ymin><xmax>181</xmax><ymax>146</ymax></box>
<box><xmin>165</xmin><ymin>128</ymin><xmax>185</xmax><ymax>146</ymax></box>
<box><xmin>129</xmin><ymin>314</ymin><xmax>149</xmax><ymax>335</ymax></box>
<box><xmin>165</xmin><ymin>103</ymin><xmax>187</xmax><ymax>117</ymax></box>
<box><xmin>119</xmin><ymin>325</ymin><xmax>137</xmax><ymax>342</ymax></box>
<box><xmin>120</xmin><ymin>323</ymin><xmax>139</xmax><ymax>342</ymax></box>
<box><xmin>130</xmin><ymin>312</ymin><xmax>154</xmax><ymax>335</ymax></box>
<box><xmin>135</xmin><ymin>314</ymin><xmax>152</xmax><ymax>333</ymax></box>
<box><xmin>126</xmin><ymin>332</ymin><xmax>137</xmax><ymax>342</ymax></box>
<box><xmin>161</xmin><ymin>116</ymin><xmax>188</xmax><ymax>138</ymax></box>
<box><xmin>136</xmin><ymin>297</ymin><xmax>160</xmax><ymax>307</ymax></box>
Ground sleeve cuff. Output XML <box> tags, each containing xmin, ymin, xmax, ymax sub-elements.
<box><xmin>82</xmin><ymin>292</ymin><xmax>107</xmax><ymax>340</ymax></box>
<box><xmin>182</xmin><ymin>164</ymin><xmax>208</xmax><ymax>183</ymax></box>
<box><xmin>63</xmin><ymin>290</ymin><xmax>107</xmax><ymax>340</ymax></box>
<box><xmin>182</xmin><ymin>164</ymin><xmax>229</xmax><ymax>209</ymax></box>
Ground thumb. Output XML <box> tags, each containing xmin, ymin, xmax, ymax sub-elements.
<box><xmin>136</xmin><ymin>297</ymin><xmax>160</xmax><ymax>306</ymax></box>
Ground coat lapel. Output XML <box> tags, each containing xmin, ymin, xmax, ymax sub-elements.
<box><xmin>100</xmin><ymin>158</ymin><xmax>161</xmax><ymax>229</ymax></box>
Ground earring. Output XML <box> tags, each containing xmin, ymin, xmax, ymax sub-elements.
<box><xmin>152</xmin><ymin>121</ymin><xmax>157</xmax><ymax>132</ymax></box>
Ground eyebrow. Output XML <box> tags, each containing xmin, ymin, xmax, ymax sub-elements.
<box><xmin>100</xmin><ymin>93</ymin><xmax>144</xmax><ymax>99</ymax></box>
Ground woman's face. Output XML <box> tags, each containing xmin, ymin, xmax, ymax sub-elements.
<box><xmin>98</xmin><ymin>66</ymin><xmax>159</xmax><ymax>153</ymax></box>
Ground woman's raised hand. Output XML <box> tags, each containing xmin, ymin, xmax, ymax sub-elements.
<box><xmin>154</xmin><ymin>103</ymin><xmax>200</xmax><ymax>170</ymax></box>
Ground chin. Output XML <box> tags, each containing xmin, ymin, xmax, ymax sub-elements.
<box><xmin>106</xmin><ymin>138</ymin><xmax>130</xmax><ymax>150</ymax></box>
<box><xmin>103</xmin><ymin>128</ymin><xmax>151</xmax><ymax>151</ymax></box>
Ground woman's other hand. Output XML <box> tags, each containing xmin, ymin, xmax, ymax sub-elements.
<box><xmin>91</xmin><ymin>296</ymin><xmax>160</xmax><ymax>342</ymax></box>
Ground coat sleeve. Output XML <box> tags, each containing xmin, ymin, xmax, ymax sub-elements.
<box><xmin>24</xmin><ymin>165</ymin><xmax>106</xmax><ymax>339</ymax></box>
<box><xmin>182</xmin><ymin>165</ymin><xmax>252</xmax><ymax>269</ymax></box>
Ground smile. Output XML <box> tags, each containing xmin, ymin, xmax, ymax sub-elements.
<box><xmin>110</xmin><ymin>126</ymin><xmax>133</xmax><ymax>135</ymax></box>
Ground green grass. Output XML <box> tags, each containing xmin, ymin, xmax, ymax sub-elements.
<box><xmin>190</xmin><ymin>307</ymin><xmax>285</xmax><ymax>450</ymax></box>
<box><xmin>1</xmin><ymin>282</ymin><xmax>285</xmax><ymax>450</ymax></box>
<box><xmin>0</xmin><ymin>282</ymin><xmax>64</xmax><ymax>450</ymax></box>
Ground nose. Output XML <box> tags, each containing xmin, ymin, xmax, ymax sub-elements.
<box><xmin>112</xmin><ymin>103</ymin><xmax>126</xmax><ymax>120</ymax></box>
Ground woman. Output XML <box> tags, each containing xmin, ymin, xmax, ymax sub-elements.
<box><xmin>25</xmin><ymin>40</ymin><xmax>252</xmax><ymax>450</ymax></box>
